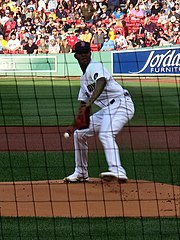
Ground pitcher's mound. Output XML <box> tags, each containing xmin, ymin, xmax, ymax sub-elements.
<box><xmin>0</xmin><ymin>179</ymin><xmax>179</xmax><ymax>218</ymax></box>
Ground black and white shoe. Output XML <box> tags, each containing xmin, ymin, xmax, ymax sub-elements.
<box><xmin>64</xmin><ymin>172</ymin><xmax>89</xmax><ymax>183</ymax></box>
<box><xmin>99</xmin><ymin>172</ymin><xmax>128</xmax><ymax>183</ymax></box>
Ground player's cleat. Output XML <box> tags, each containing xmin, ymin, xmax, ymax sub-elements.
<box><xmin>99</xmin><ymin>172</ymin><xmax>128</xmax><ymax>183</ymax></box>
<box><xmin>64</xmin><ymin>172</ymin><xmax>89</xmax><ymax>183</ymax></box>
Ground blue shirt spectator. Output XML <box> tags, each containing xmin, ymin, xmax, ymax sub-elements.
<box><xmin>100</xmin><ymin>35</ymin><xmax>115</xmax><ymax>51</ymax></box>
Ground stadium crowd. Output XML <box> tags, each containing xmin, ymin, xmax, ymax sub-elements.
<box><xmin>0</xmin><ymin>0</ymin><xmax>179</xmax><ymax>54</ymax></box>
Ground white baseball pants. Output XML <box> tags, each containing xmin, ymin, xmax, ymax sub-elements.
<box><xmin>73</xmin><ymin>95</ymin><xmax>135</xmax><ymax>176</ymax></box>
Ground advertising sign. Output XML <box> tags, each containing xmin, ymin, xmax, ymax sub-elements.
<box><xmin>112</xmin><ymin>46</ymin><xmax>180</xmax><ymax>76</ymax></box>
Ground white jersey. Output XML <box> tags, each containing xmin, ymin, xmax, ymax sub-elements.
<box><xmin>78</xmin><ymin>60</ymin><xmax>124</xmax><ymax>108</ymax></box>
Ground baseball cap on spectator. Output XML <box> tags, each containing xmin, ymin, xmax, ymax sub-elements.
<box><xmin>29</xmin><ymin>7</ymin><xmax>34</xmax><ymax>11</ymax></box>
<box><xmin>158</xmin><ymin>28</ymin><xmax>164</xmax><ymax>32</ymax></box>
<box><xmin>21</xmin><ymin>26</ymin><xmax>26</xmax><ymax>31</ymax></box>
<box><xmin>0</xmin><ymin>35</ymin><xmax>3</xmax><ymax>39</ymax></box>
<box><xmin>11</xmin><ymin>32</ymin><xmax>16</xmax><ymax>36</ymax></box>
<box><xmin>74</xmin><ymin>41</ymin><xmax>91</xmax><ymax>54</ymax></box>
<box><xmin>170</xmin><ymin>16</ymin><xmax>176</xmax><ymax>23</ymax></box>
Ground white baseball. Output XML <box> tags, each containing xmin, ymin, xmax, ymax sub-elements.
<box><xmin>64</xmin><ymin>132</ymin><xmax>70</xmax><ymax>138</ymax></box>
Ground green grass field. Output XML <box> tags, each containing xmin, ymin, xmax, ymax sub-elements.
<box><xmin>0</xmin><ymin>77</ymin><xmax>179</xmax><ymax>240</ymax></box>
<box><xmin>0</xmin><ymin>78</ymin><xmax>179</xmax><ymax>126</ymax></box>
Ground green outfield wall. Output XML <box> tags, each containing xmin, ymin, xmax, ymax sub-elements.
<box><xmin>0</xmin><ymin>52</ymin><xmax>111</xmax><ymax>77</ymax></box>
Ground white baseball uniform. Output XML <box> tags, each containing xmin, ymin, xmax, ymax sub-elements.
<box><xmin>74</xmin><ymin>60</ymin><xmax>135</xmax><ymax>177</ymax></box>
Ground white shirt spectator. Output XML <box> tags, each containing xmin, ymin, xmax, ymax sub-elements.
<box><xmin>48</xmin><ymin>39</ymin><xmax>60</xmax><ymax>54</ymax></box>
<box><xmin>6</xmin><ymin>35</ymin><xmax>21</xmax><ymax>51</ymax></box>
<box><xmin>38</xmin><ymin>0</ymin><xmax>46</xmax><ymax>10</ymax></box>
<box><xmin>1</xmin><ymin>10</ymin><xmax>10</xmax><ymax>26</ymax></box>
<box><xmin>114</xmin><ymin>33</ymin><xmax>128</xmax><ymax>49</ymax></box>
<box><xmin>48</xmin><ymin>0</ymin><xmax>58</xmax><ymax>11</ymax></box>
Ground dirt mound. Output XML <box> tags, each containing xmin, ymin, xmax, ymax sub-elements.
<box><xmin>0</xmin><ymin>179</ymin><xmax>179</xmax><ymax>218</ymax></box>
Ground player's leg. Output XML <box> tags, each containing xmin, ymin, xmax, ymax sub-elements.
<box><xmin>64</xmin><ymin>110</ymin><xmax>103</xmax><ymax>182</ymax></box>
<box><xmin>99</xmin><ymin>97</ymin><xmax>134</xmax><ymax>182</ymax></box>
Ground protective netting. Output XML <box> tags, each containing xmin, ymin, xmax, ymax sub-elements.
<box><xmin>0</xmin><ymin>51</ymin><xmax>179</xmax><ymax>240</ymax></box>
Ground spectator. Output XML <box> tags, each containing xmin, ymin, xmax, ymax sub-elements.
<box><xmin>38</xmin><ymin>0</ymin><xmax>46</xmax><ymax>11</ymax></box>
<box><xmin>26</xmin><ymin>7</ymin><xmax>35</xmax><ymax>20</ymax></box>
<box><xmin>100</xmin><ymin>35</ymin><xmax>115</xmax><ymax>51</ymax></box>
<box><xmin>49</xmin><ymin>27</ymin><xmax>59</xmax><ymax>41</ymax></box>
<box><xmin>24</xmin><ymin>38</ymin><xmax>38</xmax><ymax>54</ymax></box>
<box><xmin>174</xmin><ymin>20</ymin><xmax>180</xmax><ymax>31</ymax></box>
<box><xmin>168</xmin><ymin>7</ymin><xmax>180</xmax><ymax>23</ymax></box>
<box><xmin>1</xmin><ymin>9</ymin><xmax>10</xmax><ymax>26</ymax></box>
<box><xmin>3</xmin><ymin>15</ymin><xmax>16</xmax><ymax>38</ymax></box>
<box><xmin>56</xmin><ymin>6</ymin><xmax>67</xmax><ymax>20</ymax></box>
<box><xmin>38</xmin><ymin>36</ymin><xmax>49</xmax><ymax>53</ymax></box>
<box><xmin>173</xmin><ymin>28</ymin><xmax>180</xmax><ymax>44</ymax></box>
<box><xmin>112</xmin><ymin>7</ymin><xmax>124</xmax><ymax>20</ymax></box>
<box><xmin>144</xmin><ymin>17</ymin><xmax>157</xmax><ymax>34</ymax></box>
<box><xmin>114</xmin><ymin>31</ymin><xmax>128</xmax><ymax>49</ymax></box>
<box><xmin>29</xmin><ymin>28</ymin><xmax>37</xmax><ymax>42</ymax></box>
<box><xmin>126</xmin><ymin>3</ymin><xmax>136</xmax><ymax>17</ymax></box>
<box><xmin>21</xmin><ymin>35</ymin><xmax>29</xmax><ymax>49</ymax></box>
<box><xmin>40</xmin><ymin>26</ymin><xmax>49</xmax><ymax>38</ymax></box>
<box><xmin>129</xmin><ymin>4</ymin><xmax>144</xmax><ymax>20</ymax></box>
<box><xmin>45</xmin><ymin>16</ymin><xmax>57</xmax><ymax>33</ymax></box>
<box><xmin>156</xmin><ymin>27</ymin><xmax>170</xmax><ymax>45</ymax></box>
<box><xmin>108</xmin><ymin>26</ymin><xmax>115</xmax><ymax>41</ymax></box>
<box><xmin>80</xmin><ymin>0</ymin><xmax>95</xmax><ymax>22</ymax></box>
<box><xmin>48</xmin><ymin>0</ymin><xmax>58</xmax><ymax>12</ymax></box>
<box><xmin>99</xmin><ymin>5</ymin><xmax>110</xmax><ymax>21</ymax></box>
<box><xmin>158</xmin><ymin>9</ymin><xmax>169</xmax><ymax>25</ymax></box>
<box><xmin>79</xmin><ymin>27</ymin><xmax>92</xmax><ymax>42</ymax></box>
<box><xmin>36</xmin><ymin>8</ymin><xmax>47</xmax><ymax>23</ymax></box>
<box><xmin>150</xmin><ymin>1</ymin><xmax>162</xmax><ymax>16</ymax></box>
<box><xmin>48</xmin><ymin>38</ymin><xmax>60</xmax><ymax>54</ymax></box>
<box><xmin>60</xmin><ymin>38</ymin><xmax>72</xmax><ymax>53</ymax></box>
<box><xmin>0</xmin><ymin>34</ymin><xmax>7</xmax><ymax>50</ymax></box>
<box><xmin>27</xmin><ymin>0</ymin><xmax>36</xmax><ymax>11</ymax></box>
<box><xmin>166</xmin><ymin>0</ymin><xmax>175</xmax><ymax>9</ymax></box>
<box><xmin>18</xmin><ymin>26</ymin><xmax>27</xmax><ymax>42</ymax></box>
<box><xmin>47</xmin><ymin>9</ymin><xmax>57</xmax><ymax>21</ymax></box>
<box><xmin>58</xmin><ymin>0</ymin><xmax>69</xmax><ymax>10</ymax></box>
<box><xmin>174</xmin><ymin>2</ymin><xmax>180</xmax><ymax>15</ymax></box>
<box><xmin>167</xmin><ymin>28</ymin><xmax>179</xmax><ymax>45</ymax></box>
<box><xmin>144</xmin><ymin>32</ymin><xmax>157</xmax><ymax>47</ymax></box>
<box><xmin>126</xmin><ymin>0</ymin><xmax>138</xmax><ymax>8</ymax></box>
<box><xmin>6</xmin><ymin>32</ymin><xmax>21</xmax><ymax>52</ymax></box>
<box><xmin>126</xmin><ymin>32</ymin><xmax>140</xmax><ymax>48</ymax></box>
<box><xmin>66</xmin><ymin>31</ymin><xmax>78</xmax><ymax>50</ymax></box>
<box><xmin>161</xmin><ymin>2</ymin><xmax>171</xmax><ymax>16</ymax></box>
<box><xmin>91</xmin><ymin>27</ymin><xmax>106</xmax><ymax>47</ymax></box>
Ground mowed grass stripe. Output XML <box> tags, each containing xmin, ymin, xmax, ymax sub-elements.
<box><xmin>0</xmin><ymin>151</ymin><xmax>179</xmax><ymax>185</ymax></box>
<box><xmin>0</xmin><ymin>79</ymin><xmax>179</xmax><ymax>126</ymax></box>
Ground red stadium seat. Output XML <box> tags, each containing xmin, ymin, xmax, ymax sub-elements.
<box><xmin>90</xmin><ymin>44</ymin><xmax>100</xmax><ymax>52</ymax></box>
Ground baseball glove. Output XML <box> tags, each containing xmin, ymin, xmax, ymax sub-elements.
<box><xmin>74</xmin><ymin>105</ymin><xmax>91</xmax><ymax>130</ymax></box>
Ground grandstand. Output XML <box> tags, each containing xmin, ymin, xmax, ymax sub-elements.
<box><xmin>0</xmin><ymin>0</ymin><xmax>179</xmax><ymax>54</ymax></box>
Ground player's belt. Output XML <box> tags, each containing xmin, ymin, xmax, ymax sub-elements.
<box><xmin>107</xmin><ymin>92</ymin><xmax>131</xmax><ymax>106</ymax></box>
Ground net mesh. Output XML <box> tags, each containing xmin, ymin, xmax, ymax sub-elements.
<box><xmin>0</xmin><ymin>51</ymin><xmax>179</xmax><ymax>240</ymax></box>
